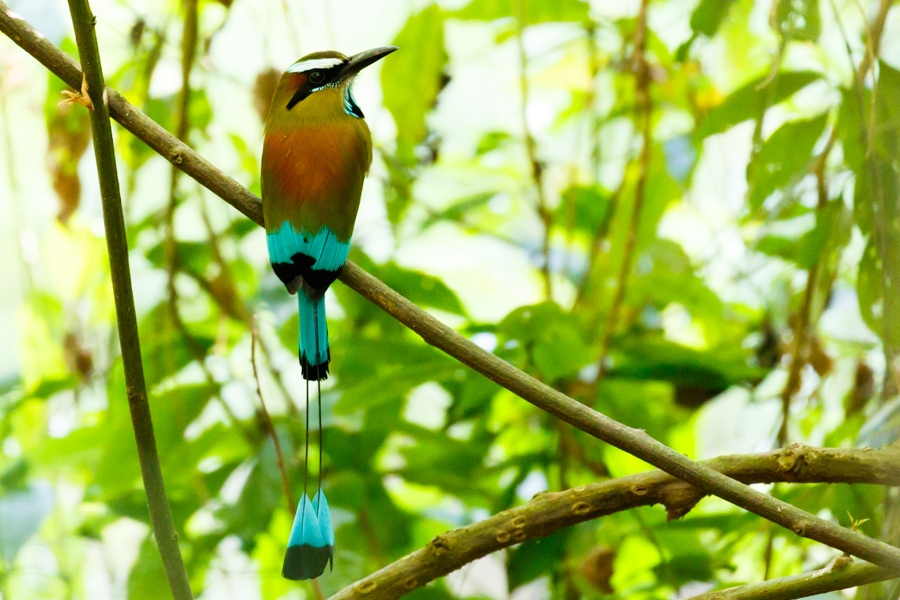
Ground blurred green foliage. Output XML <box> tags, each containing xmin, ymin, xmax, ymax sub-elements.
<box><xmin>0</xmin><ymin>0</ymin><xmax>899</xmax><ymax>598</ymax></box>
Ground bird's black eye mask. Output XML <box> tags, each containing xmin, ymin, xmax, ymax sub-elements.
<box><xmin>286</xmin><ymin>64</ymin><xmax>345</xmax><ymax>110</ymax></box>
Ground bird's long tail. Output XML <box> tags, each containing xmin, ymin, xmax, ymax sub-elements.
<box><xmin>298</xmin><ymin>293</ymin><xmax>330</xmax><ymax>381</ymax></box>
<box><xmin>283</xmin><ymin>299</ymin><xmax>335</xmax><ymax>581</ymax></box>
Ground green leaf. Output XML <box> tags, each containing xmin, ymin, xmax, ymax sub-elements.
<box><xmin>557</xmin><ymin>185</ymin><xmax>612</xmax><ymax>236</ymax></box>
<box><xmin>189</xmin><ymin>89</ymin><xmax>213</xmax><ymax>133</ymax></box>
<box><xmin>397</xmin><ymin>426</ymin><xmax>490</xmax><ymax>493</ymax></box>
<box><xmin>380</xmin><ymin>7</ymin><xmax>447</xmax><ymax>225</ymax></box>
<box><xmin>421</xmin><ymin>192</ymin><xmax>496</xmax><ymax>231</ymax></box>
<box><xmin>138</xmin><ymin>304</ymin><xmax>216</xmax><ymax>388</ymax></box>
<box><xmin>145</xmin><ymin>240</ymin><xmax>214</xmax><ymax>276</ymax></box>
<box><xmin>689</xmin><ymin>0</ymin><xmax>739</xmax><ymax>38</ymax></box>
<box><xmin>127</xmin><ymin>533</ymin><xmax>170</xmax><ymax>600</ymax></box>
<box><xmin>476</xmin><ymin>131</ymin><xmax>512</xmax><ymax>155</ymax></box>
<box><xmin>626</xmin><ymin>239</ymin><xmax>723</xmax><ymax>321</ymax></box>
<box><xmin>756</xmin><ymin>234</ymin><xmax>796</xmax><ymax>262</ymax></box>
<box><xmin>747</xmin><ymin>113</ymin><xmax>827</xmax><ymax>211</ymax></box>
<box><xmin>609</xmin><ymin>336</ymin><xmax>764</xmax><ymax>413</ymax></box>
<box><xmin>696</xmin><ymin>71</ymin><xmax>822</xmax><ymax>139</ymax></box>
<box><xmin>499</xmin><ymin>302</ymin><xmax>594</xmax><ymax>382</ymax></box>
<box><xmin>874</xmin><ymin>60</ymin><xmax>900</xmax><ymax>157</ymax></box>
<box><xmin>507</xmin><ymin>531</ymin><xmax>567</xmax><ymax>589</ymax></box>
<box><xmin>219</xmin><ymin>441</ymin><xmax>285</xmax><ymax>550</ymax></box>
<box><xmin>346</xmin><ymin>251</ymin><xmax>466</xmax><ymax>317</ymax></box>
<box><xmin>384</xmin><ymin>6</ymin><xmax>447</xmax><ymax>169</ymax></box>
<box><xmin>453</xmin><ymin>0</ymin><xmax>589</xmax><ymax>25</ymax></box>
<box><xmin>334</xmin><ymin>336</ymin><xmax>458</xmax><ymax>414</ymax></box>
<box><xmin>794</xmin><ymin>199</ymin><xmax>851</xmax><ymax>268</ymax></box>
<box><xmin>0</xmin><ymin>482</ymin><xmax>54</xmax><ymax>565</ymax></box>
<box><xmin>857</xmin><ymin>239</ymin><xmax>882</xmax><ymax>337</ymax></box>
<box><xmin>775</xmin><ymin>0</ymin><xmax>821</xmax><ymax>41</ymax></box>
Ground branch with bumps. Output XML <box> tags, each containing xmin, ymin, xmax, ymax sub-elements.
<box><xmin>328</xmin><ymin>444</ymin><xmax>900</xmax><ymax>600</ymax></box>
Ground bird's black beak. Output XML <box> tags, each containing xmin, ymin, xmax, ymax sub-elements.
<box><xmin>337</xmin><ymin>46</ymin><xmax>398</xmax><ymax>81</ymax></box>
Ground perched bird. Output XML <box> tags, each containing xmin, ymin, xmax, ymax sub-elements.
<box><xmin>261</xmin><ymin>46</ymin><xmax>397</xmax><ymax>580</ymax></box>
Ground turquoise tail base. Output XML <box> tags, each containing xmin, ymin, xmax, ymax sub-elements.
<box><xmin>283</xmin><ymin>492</ymin><xmax>335</xmax><ymax>580</ymax></box>
<box><xmin>298</xmin><ymin>294</ymin><xmax>330</xmax><ymax>380</ymax></box>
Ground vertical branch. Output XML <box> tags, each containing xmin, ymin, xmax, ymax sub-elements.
<box><xmin>160</xmin><ymin>0</ymin><xmax>247</xmax><ymax>430</ymax></box>
<box><xmin>251</xmin><ymin>318</ymin><xmax>295</xmax><ymax>510</ymax></box>
<box><xmin>595</xmin><ymin>0</ymin><xmax>652</xmax><ymax>383</ymax></box>
<box><xmin>64</xmin><ymin>1</ymin><xmax>192</xmax><ymax>599</ymax></box>
<box><xmin>515</xmin><ymin>0</ymin><xmax>553</xmax><ymax>300</ymax></box>
<box><xmin>777</xmin><ymin>132</ymin><xmax>837</xmax><ymax>446</ymax></box>
<box><xmin>164</xmin><ymin>0</ymin><xmax>199</xmax><ymax>369</ymax></box>
<box><xmin>197</xmin><ymin>195</ymin><xmax>299</xmax><ymax>417</ymax></box>
<box><xmin>572</xmin><ymin>22</ymin><xmax>613</xmax><ymax>311</ymax></box>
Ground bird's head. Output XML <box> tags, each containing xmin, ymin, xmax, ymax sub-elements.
<box><xmin>275</xmin><ymin>47</ymin><xmax>398</xmax><ymax>112</ymax></box>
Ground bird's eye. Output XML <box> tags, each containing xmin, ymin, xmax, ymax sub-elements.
<box><xmin>308</xmin><ymin>70</ymin><xmax>325</xmax><ymax>84</ymax></box>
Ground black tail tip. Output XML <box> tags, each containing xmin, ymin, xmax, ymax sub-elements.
<box><xmin>300</xmin><ymin>353</ymin><xmax>331</xmax><ymax>381</ymax></box>
<box><xmin>282</xmin><ymin>544</ymin><xmax>334</xmax><ymax>580</ymax></box>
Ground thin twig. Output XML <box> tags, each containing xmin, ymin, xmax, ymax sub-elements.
<box><xmin>251</xmin><ymin>316</ymin><xmax>294</xmax><ymax>511</ymax></box>
<box><xmin>515</xmin><ymin>0</ymin><xmax>553</xmax><ymax>300</ymax></box>
<box><xmin>62</xmin><ymin>1</ymin><xmax>192</xmax><ymax>598</ymax></box>
<box><xmin>777</xmin><ymin>131</ymin><xmax>837</xmax><ymax>446</ymax></box>
<box><xmin>594</xmin><ymin>0</ymin><xmax>652</xmax><ymax>384</ymax></box>
<box><xmin>312</xmin><ymin>579</ymin><xmax>326</xmax><ymax>600</ymax></box>
<box><xmin>5</xmin><ymin>5</ymin><xmax>900</xmax><ymax>570</ymax></box>
<box><xmin>328</xmin><ymin>444</ymin><xmax>900</xmax><ymax>600</ymax></box>
<box><xmin>163</xmin><ymin>0</ymin><xmax>198</xmax><ymax>317</ymax></box>
<box><xmin>688</xmin><ymin>557</ymin><xmax>896</xmax><ymax>600</ymax></box>
<box><xmin>0</xmin><ymin>71</ymin><xmax>33</xmax><ymax>292</ymax></box>
<box><xmin>164</xmin><ymin>0</ymin><xmax>200</xmax><ymax>396</ymax></box>
<box><xmin>197</xmin><ymin>195</ymin><xmax>300</xmax><ymax>417</ymax></box>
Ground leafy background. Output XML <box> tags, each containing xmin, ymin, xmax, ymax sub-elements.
<box><xmin>0</xmin><ymin>0</ymin><xmax>899</xmax><ymax>598</ymax></box>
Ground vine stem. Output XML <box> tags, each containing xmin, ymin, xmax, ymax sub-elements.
<box><xmin>62</xmin><ymin>1</ymin><xmax>192</xmax><ymax>599</ymax></box>
<box><xmin>3</xmin><ymin>0</ymin><xmax>900</xmax><ymax>576</ymax></box>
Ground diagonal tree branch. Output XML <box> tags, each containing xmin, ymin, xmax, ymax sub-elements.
<box><xmin>63</xmin><ymin>1</ymin><xmax>192</xmax><ymax>599</ymax></box>
<box><xmin>689</xmin><ymin>557</ymin><xmax>896</xmax><ymax>600</ymax></box>
<box><xmin>327</xmin><ymin>444</ymin><xmax>900</xmax><ymax>600</ymax></box>
<box><xmin>3</xmin><ymin>1</ymin><xmax>900</xmax><ymax>572</ymax></box>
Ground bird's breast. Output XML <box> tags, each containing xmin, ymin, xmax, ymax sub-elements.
<box><xmin>262</xmin><ymin>112</ymin><xmax>373</xmax><ymax>241</ymax></box>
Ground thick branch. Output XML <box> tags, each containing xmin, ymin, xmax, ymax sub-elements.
<box><xmin>62</xmin><ymin>1</ymin><xmax>192</xmax><ymax>599</ymax></box>
<box><xmin>690</xmin><ymin>557</ymin><xmax>896</xmax><ymax>600</ymax></box>
<box><xmin>4</xmin><ymin>3</ymin><xmax>900</xmax><ymax>571</ymax></box>
<box><xmin>328</xmin><ymin>444</ymin><xmax>900</xmax><ymax>600</ymax></box>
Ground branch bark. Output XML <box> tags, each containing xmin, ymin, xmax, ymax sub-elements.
<box><xmin>328</xmin><ymin>444</ymin><xmax>900</xmax><ymax>600</ymax></box>
<box><xmin>3</xmin><ymin>1</ymin><xmax>900</xmax><ymax>572</ymax></box>
<box><xmin>62</xmin><ymin>1</ymin><xmax>192</xmax><ymax>599</ymax></box>
<box><xmin>690</xmin><ymin>557</ymin><xmax>896</xmax><ymax>600</ymax></box>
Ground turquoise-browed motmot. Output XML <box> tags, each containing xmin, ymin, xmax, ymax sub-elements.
<box><xmin>261</xmin><ymin>46</ymin><xmax>397</xmax><ymax>580</ymax></box>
